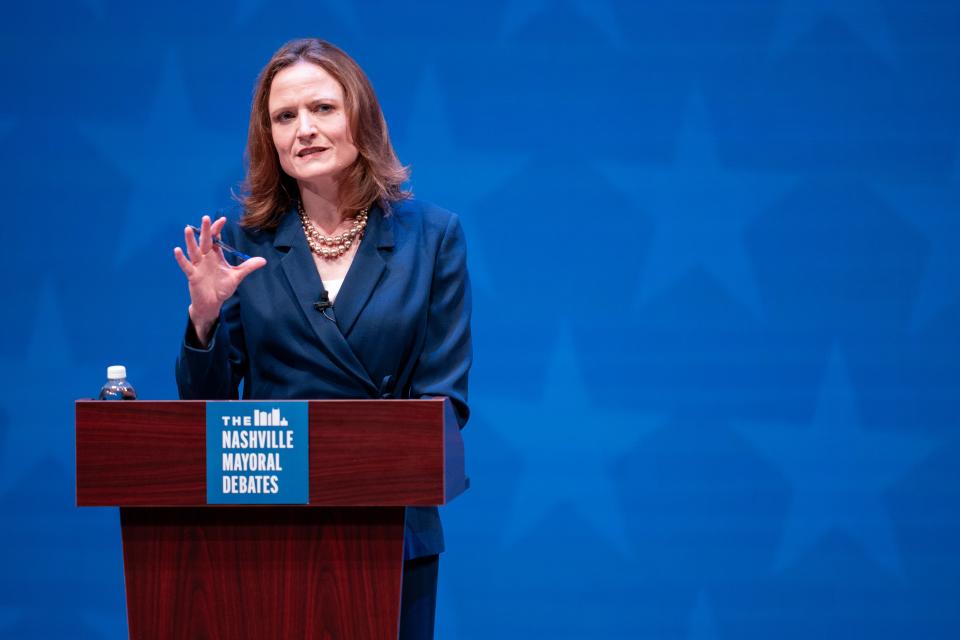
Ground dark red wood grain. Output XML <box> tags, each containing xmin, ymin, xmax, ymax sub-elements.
<box><xmin>76</xmin><ymin>401</ymin><xmax>206</xmax><ymax>505</ymax></box>
<box><xmin>309</xmin><ymin>400</ymin><xmax>444</xmax><ymax>505</ymax></box>
<box><xmin>76</xmin><ymin>400</ymin><xmax>465</xmax><ymax>639</ymax></box>
<box><xmin>442</xmin><ymin>399</ymin><xmax>466</xmax><ymax>504</ymax></box>
<box><xmin>121</xmin><ymin>506</ymin><xmax>404</xmax><ymax>640</ymax></box>
<box><xmin>75</xmin><ymin>399</ymin><xmax>467</xmax><ymax>506</ymax></box>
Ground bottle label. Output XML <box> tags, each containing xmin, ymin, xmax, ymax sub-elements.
<box><xmin>205</xmin><ymin>401</ymin><xmax>309</xmax><ymax>504</ymax></box>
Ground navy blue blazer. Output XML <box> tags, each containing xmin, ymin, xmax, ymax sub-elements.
<box><xmin>176</xmin><ymin>199</ymin><xmax>472</xmax><ymax>559</ymax></box>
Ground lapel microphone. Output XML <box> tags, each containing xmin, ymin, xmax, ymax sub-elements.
<box><xmin>314</xmin><ymin>291</ymin><xmax>333</xmax><ymax>312</ymax></box>
<box><xmin>314</xmin><ymin>292</ymin><xmax>335</xmax><ymax>321</ymax></box>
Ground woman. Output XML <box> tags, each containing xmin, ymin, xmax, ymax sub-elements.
<box><xmin>174</xmin><ymin>38</ymin><xmax>471</xmax><ymax>639</ymax></box>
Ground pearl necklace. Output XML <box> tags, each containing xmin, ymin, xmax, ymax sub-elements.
<box><xmin>297</xmin><ymin>201</ymin><xmax>368</xmax><ymax>260</ymax></box>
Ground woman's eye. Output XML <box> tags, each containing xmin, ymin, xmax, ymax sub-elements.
<box><xmin>314</xmin><ymin>104</ymin><xmax>333</xmax><ymax>113</ymax></box>
<box><xmin>276</xmin><ymin>112</ymin><xmax>294</xmax><ymax>122</ymax></box>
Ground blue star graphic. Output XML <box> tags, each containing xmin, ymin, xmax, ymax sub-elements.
<box><xmin>232</xmin><ymin>0</ymin><xmax>360</xmax><ymax>30</ymax></box>
<box><xmin>499</xmin><ymin>0</ymin><xmax>625</xmax><ymax>47</ymax></box>
<box><xmin>0</xmin><ymin>282</ymin><xmax>94</xmax><ymax>491</ymax></box>
<box><xmin>0</xmin><ymin>609</ymin><xmax>15</xmax><ymax>632</ymax></box>
<box><xmin>0</xmin><ymin>448</ymin><xmax>125</xmax><ymax>631</ymax></box>
<box><xmin>0</xmin><ymin>615</ymin><xmax>108</xmax><ymax>640</ymax></box>
<box><xmin>79</xmin><ymin>51</ymin><xmax>238</xmax><ymax>266</ymax></box>
<box><xmin>877</xmin><ymin>155</ymin><xmax>960</xmax><ymax>330</ymax></box>
<box><xmin>602</xmin><ymin>92</ymin><xmax>794</xmax><ymax>317</ymax></box>
<box><xmin>79</xmin><ymin>611</ymin><xmax>128</xmax><ymax>640</ymax></box>
<box><xmin>735</xmin><ymin>347</ymin><xmax>935</xmax><ymax>573</ymax></box>
<box><xmin>398</xmin><ymin>67</ymin><xmax>528</xmax><ymax>297</ymax></box>
<box><xmin>687</xmin><ymin>591</ymin><xmax>721</xmax><ymax>640</ymax></box>
<box><xmin>434</xmin><ymin>580</ymin><xmax>461</xmax><ymax>640</ymax></box>
<box><xmin>770</xmin><ymin>0</ymin><xmax>897</xmax><ymax>67</ymax></box>
<box><xmin>482</xmin><ymin>324</ymin><xmax>663</xmax><ymax>557</ymax></box>
<box><xmin>77</xmin><ymin>0</ymin><xmax>105</xmax><ymax>20</ymax></box>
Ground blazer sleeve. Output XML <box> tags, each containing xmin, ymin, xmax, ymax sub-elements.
<box><xmin>409</xmin><ymin>213</ymin><xmax>473</xmax><ymax>428</ymax></box>
<box><xmin>175</xmin><ymin>291</ymin><xmax>247</xmax><ymax>400</ymax></box>
<box><xmin>175</xmin><ymin>218</ymin><xmax>249</xmax><ymax>400</ymax></box>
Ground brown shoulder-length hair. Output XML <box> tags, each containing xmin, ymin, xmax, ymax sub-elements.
<box><xmin>239</xmin><ymin>38</ymin><xmax>410</xmax><ymax>230</ymax></box>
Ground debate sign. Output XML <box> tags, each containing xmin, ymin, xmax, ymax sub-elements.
<box><xmin>206</xmin><ymin>401</ymin><xmax>309</xmax><ymax>504</ymax></box>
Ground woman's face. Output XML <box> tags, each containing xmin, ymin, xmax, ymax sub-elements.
<box><xmin>268</xmin><ymin>61</ymin><xmax>359</xmax><ymax>191</ymax></box>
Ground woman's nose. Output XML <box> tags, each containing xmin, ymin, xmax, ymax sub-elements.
<box><xmin>296</xmin><ymin>112</ymin><xmax>317</xmax><ymax>138</ymax></box>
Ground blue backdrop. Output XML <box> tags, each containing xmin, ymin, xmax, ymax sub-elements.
<box><xmin>2</xmin><ymin>1</ymin><xmax>959</xmax><ymax>637</ymax></box>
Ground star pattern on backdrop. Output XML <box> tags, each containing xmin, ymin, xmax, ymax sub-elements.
<box><xmin>4</xmin><ymin>6</ymin><xmax>960</xmax><ymax>638</ymax></box>
<box><xmin>0</xmin><ymin>609</ymin><xmax>15</xmax><ymax>634</ymax></box>
<box><xmin>877</xmin><ymin>152</ymin><xmax>960</xmax><ymax>330</ymax></box>
<box><xmin>734</xmin><ymin>347</ymin><xmax>934</xmax><ymax>574</ymax></box>
<box><xmin>499</xmin><ymin>0</ymin><xmax>625</xmax><ymax>47</ymax></box>
<box><xmin>77</xmin><ymin>0</ymin><xmax>105</xmax><ymax>20</ymax></box>
<box><xmin>482</xmin><ymin>324</ymin><xmax>664</xmax><ymax>557</ymax></box>
<box><xmin>602</xmin><ymin>92</ymin><xmax>794</xmax><ymax>317</ymax></box>
<box><xmin>434</xmin><ymin>581</ymin><xmax>461</xmax><ymax>640</ymax></box>
<box><xmin>770</xmin><ymin>0</ymin><xmax>898</xmax><ymax>67</ymax></box>
<box><xmin>0</xmin><ymin>460</ymin><xmax>123</xmax><ymax>637</ymax></box>
<box><xmin>0</xmin><ymin>616</ymin><xmax>107</xmax><ymax>640</ymax></box>
<box><xmin>399</xmin><ymin>67</ymin><xmax>528</xmax><ymax>296</ymax></box>
<box><xmin>0</xmin><ymin>282</ymin><xmax>92</xmax><ymax>492</ymax></box>
<box><xmin>231</xmin><ymin>0</ymin><xmax>360</xmax><ymax>30</ymax></box>
<box><xmin>687</xmin><ymin>591</ymin><xmax>721</xmax><ymax>640</ymax></box>
<box><xmin>79</xmin><ymin>611</ymin><xmax>127</xmax><ymax>640</ymax></box>
<box><xmin>80</xmin><ymin>51</ymin><xmax>238</xmax><ymax>266</ymax></box>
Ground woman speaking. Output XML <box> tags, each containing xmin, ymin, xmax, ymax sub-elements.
<box><xmin>174</xmin><ymin>38</ymin><xmax>472</xmax><ymax>639</ymax></box>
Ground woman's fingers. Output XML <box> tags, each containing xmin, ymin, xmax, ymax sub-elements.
<box><xmin>185</xmin><ymin>216</ymin><xmax>223</xmax><ymax>263</ymax></box>
<box><xmin>235</xmin><ymin>257</ymin><xmax>267</xmax><ymax>281</ymax></box>
<box><xmin>209</xmin><ymin>216</ymin><xmax>228</xmax><ymax>258</ymax></box>
<box><xmin>184</xmin><ymin>225</ymin><xmax>200</xmax><ymax>262</ymax></box>
<box><xmin>173</xmin><ymin>247</ymin><xmax>194</xmax><ymax>276</ymax></box>
<box><xmin>198</xmin><ymin>215</ymin><xmax>214</xmax><ymax>255</ymax></box>
<box><xmin>181</xmin><ymin>217</ymin><xmax>256</xmax><ymax>294</ymax></box>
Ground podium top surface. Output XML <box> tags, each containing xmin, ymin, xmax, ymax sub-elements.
<box><xmin>75</xmin><ymin>398</ymin><xmax>466</xmax><ymax>508</ymax></box>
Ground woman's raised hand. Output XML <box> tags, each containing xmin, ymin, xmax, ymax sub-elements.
<box><xmin>174</xmin><ymin>215</ymin><xmax>266</xmax><ymax>344</ymax></box>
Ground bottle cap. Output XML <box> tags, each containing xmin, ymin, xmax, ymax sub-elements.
<box><xmin>107</xmin><ymin>365</ymin><xmax>127</xmax><ymax>380</ymax></box>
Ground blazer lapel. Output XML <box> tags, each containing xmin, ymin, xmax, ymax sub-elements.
<box><xmin>333</xmin><ymin>203</ymin><xmax>394</xmax><ymax>338</ymax></box>
<box><xmin>274</xmin><ymin>210</ymin><xmax>378</xmax><ymax>395</ymax></box>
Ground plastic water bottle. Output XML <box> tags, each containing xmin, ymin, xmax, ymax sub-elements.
<box><xmin>98</xmin><ymin>365</ymin><xmax>137</xmax><ymax>400</ymax></box>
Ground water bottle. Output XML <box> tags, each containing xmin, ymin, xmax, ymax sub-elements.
<box><xmin>98</xmin><ymin>365</ymin><xmax>137</xmax><ymax>400</ymax></box>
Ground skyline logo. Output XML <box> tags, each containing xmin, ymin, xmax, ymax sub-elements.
<box><xmin>206</xmin><ymin>401</ymin><xmax>309</xmax><ymax>505</ymax></box>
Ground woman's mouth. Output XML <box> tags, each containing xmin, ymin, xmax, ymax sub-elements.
<box><xmin>297</xmin><ymin>147</ymin><xmax>328</xmax><ymax>158</ymax></box>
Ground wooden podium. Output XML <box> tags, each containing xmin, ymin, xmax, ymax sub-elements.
<box><xmin>75</xmin><ymin>398</ymin><xmax>466</xmax><ymax>640</ymax></box>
